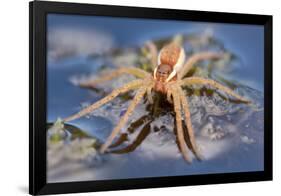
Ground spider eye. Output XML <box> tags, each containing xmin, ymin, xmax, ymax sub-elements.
<box><xmin>156</xmin><ymin>64</ymin><xmax>172</xmax><ymax>78</ymax></box>
<box><xmin>158</xmin><ymin>70</ymin><xmax>167</xmax><ymax>75</ymax></box>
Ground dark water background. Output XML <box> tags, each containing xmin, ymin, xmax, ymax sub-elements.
<box><xmin>47</xmin><ymin>14</ymin><xmax>264</xmax><ymax>182</ymax></box>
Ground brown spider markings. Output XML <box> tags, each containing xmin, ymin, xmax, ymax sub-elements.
<box><xmin>63</xmin><ymin>40</ymin><xmax>250</xmax><ymax>163</ymax></box>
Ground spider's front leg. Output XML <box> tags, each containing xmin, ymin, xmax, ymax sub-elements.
<box><xmin>109</xmin><ymin>119</ymin><xmax>153</xmax><ymax>154</ymax></box>
<box><xmin>178</xmin><ymin>86</ymin><xmax>203</xmax><ymax>160</ymax></box>
<box><xmin>170</xmin><ymin>86</ymin><xmax>192</xmax><ymax>163</ymax></box>
<box><xmin>79</xmin><ymin>66</ymin><xmax>150</xmax><ymax>89</ymax></box>
<box><xmin>180</xmin><ymin>76</ymin><xmax>250</xmax><ymax>103</ymax></box>
<box><xmin>146</xmin><ymin>85</ymin><xmax>154</xmax><ymax>104</ymax></box>
<box><xmin>100</xmin><ymin>86</ymin><xmax>149</xmax><ymax>153</ymax></box>
<box><xmin>63</xmin><ymin>79</ymin><xmax>144</xmax><ymax>122</ymax></box>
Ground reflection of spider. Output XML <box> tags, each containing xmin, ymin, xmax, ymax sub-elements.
<box><xmin>63</xmin><ymin>40</ymin><xmax>250</xmax><ymax>163</ymax></box>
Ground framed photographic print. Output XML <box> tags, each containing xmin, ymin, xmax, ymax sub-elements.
<box><xmin>29</xmin><ymin>1</ymin><xmax>273</xmax><ymax>195</ymax></box>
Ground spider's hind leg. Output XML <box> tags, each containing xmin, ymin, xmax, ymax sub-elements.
<box><xmin>144</xmin><ymin>41</ymin><xmax>158</xmax><ymax>68</ymax></box>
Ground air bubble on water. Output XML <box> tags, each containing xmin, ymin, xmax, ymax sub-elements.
<box><xmin>84</xmin><ymin>153</ymin><xmax>104</xmax><ymax>167</ymax></box>
<box><xmin>208</xmin><ymin>116</ymin><xmax>214</xmax><ymax>123</ymax></box>
<box><xmin>69</xmin><ymin>75</ymin><xmax>81</xmax><ymax>86</ymax></box>
<box><xmin>215</xmin><ymin>125</ymin><xmax>223</xmax><ymax>132</ymax></box>
<box><xmin>119</xmin><ymin>109</ymin><xmax>126</xmax><ymax>117</ymax></box>
<box><xmin>226</xmin><ymin>115</ymin><xmax>231</xmax><ymax>121</ymax></box>
<box><xmin>240</xmin><ymin>135</ymin><xmax>255</xmax><ymax>144</ymax></box>
<box><xmin>120</xmin><ymin>127</ymin><xmax>127</xmax><ymax>134</ymax></box>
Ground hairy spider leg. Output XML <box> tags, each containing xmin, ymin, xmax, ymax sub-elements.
<box><xmin>166</xmin><ymin>88</ymin><xmax>173</xmax><ymax>103</ymax></box>
<box><xmin>145</xmin><ymin>41</ymin><xmax>158</xmax><ymax>67</ymax></box>
<box><xmin>109</xmin><ymin>120</ymin><xmax>152</xmax><ymax>154</ymax></box>
<box><xmin>79</xmin><ymin>67</ymin><xmax>150</xmax><ymax>88</ymax></box>
<box><xmin>178</xmin><ymin>86</ymin><xmax>203</xmax><ymax>160</ymax></box>
<box><xmin>178</xmin><ymin>52</ymin><xmax>223</xmax><ymax>79</ymax></box>
<box><xmin>100</xmin><ymin>86</ymin><xmax>149</xmax><ymax>153</ymax></box>
<box><xmin>171</xmin><ymin>87</ymin><xmax>192</xmax><ymax>163</ymax></box>
<box><xmin>109</xmin><ymin>115</ymin><xmax>152</xmax><ymax>149</ymax></box>
<box><xmin>180</xmin><ymin>77</ymin><xmax>250</xmax><ymax>103</ymax></box>
<box><xmin>63</xmin><ymin>79</ymin><xmax>144</xmax><ymax>122</ymax></box>
<box><xmin>146</xmin><ymin>85</ymin><xmax>154</xmax><ymax>104</ymax></box>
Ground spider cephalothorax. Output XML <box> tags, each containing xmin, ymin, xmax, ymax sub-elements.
<box><xmin>153</xmin><ymin>43</ymin><xmax>183</xmax><ymax>93</ymax></box>
<box><xmin>154</xmin><ymin>64</ymin><xmax>174</xmax><ymax>93</ymax></box>
<box><xmin>62</xmin><ymin>39</ymin><xmax>250</xmax><ymax>163</ymax></box>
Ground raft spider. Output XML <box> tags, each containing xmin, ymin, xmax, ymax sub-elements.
<box><xmin>62</xmin><ymin>40</ymin><xmax>250</xmax><ymax>163</ymax></box>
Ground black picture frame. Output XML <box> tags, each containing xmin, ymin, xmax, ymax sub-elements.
<box><xmin>29</xmin><ymin>1</ymin><xmax>273</xmax><ymax>195</ymax></box>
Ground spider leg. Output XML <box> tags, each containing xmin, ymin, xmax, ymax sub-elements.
<box><xmin>171</xmin><ymin>88</ymin><xmax>192</xmax><ymax>163</ymax></box>
<box><xmin>144</xmin><ymin>41</ymin><xmax>158</xmax><ymax>68</ymax></box>
<box><xmin>178</xmin><ymin>52</ymin><xmax>224</xmax><ymax>79</ymax></box>
<box><xmin>166</xmin><ymin>88</ymin><xmax>173</xmax><ymax>104</ymax></box>
<box><xmin>146</xmin><ymin>85</ymin><xmax>154</xmax><ymax>104</ymax></box>
<box><xmin>109</xmin><ymin>120</ymin><xmax>152</xmax><ymax>154</ymax></box>
<box><xmin>79</xmin><ymin>67</ymin><xmax>150</xmax><ymax>88</ymax></box>
<box><xmin>108</xmin><ymin>133</ymin><xmax>128</xmax><ymax>148</ymax></box>
<box><xmin>178</xmin><ymin>87</ymin><xmax>203</xmax><ymax>160</ymax></box>
<box><xmin>109</xmin><ymin>115</ymin><xmax>152</xmax><ymax>148</ymax></box>
<box><xmin>63</xmin><ymin>79</ymin><xmax>144</xmax><ymax>122</ymax></box>
<box><xmin>100</xmin><ymin>86</ymin><xmax>148</xmax><ymax>153</ymax></box>
<box><xmin>180</xmin><ymin>77</ymin><xmax>250</xmax><ymax>103</ymax></box>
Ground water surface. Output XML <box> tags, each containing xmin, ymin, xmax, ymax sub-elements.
<box><xmin>47</xmin><ymin>14</ymin><xmax>264</xmax><ymax>183</ymax></box>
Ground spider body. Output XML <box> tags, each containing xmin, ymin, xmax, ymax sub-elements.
<box><xmin>63</xmin><ymin>39</ymin><xmax>250</xmax><ymax>163</ymax></box>
<box><xmin>154</xmin><ymin>43</ymin><xmax>183</xmax><ymax>93</ymax></box>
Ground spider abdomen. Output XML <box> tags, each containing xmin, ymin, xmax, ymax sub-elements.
<box><xmin>159</xmin><ymin>43</ymin><xmax>181</xmax><ymax>66</ymax></box>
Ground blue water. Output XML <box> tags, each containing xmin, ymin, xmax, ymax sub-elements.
<box><xmin>47</xmin><ymin>14</ymin><xmax>264</xmax><ymax>183</ymax></box>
